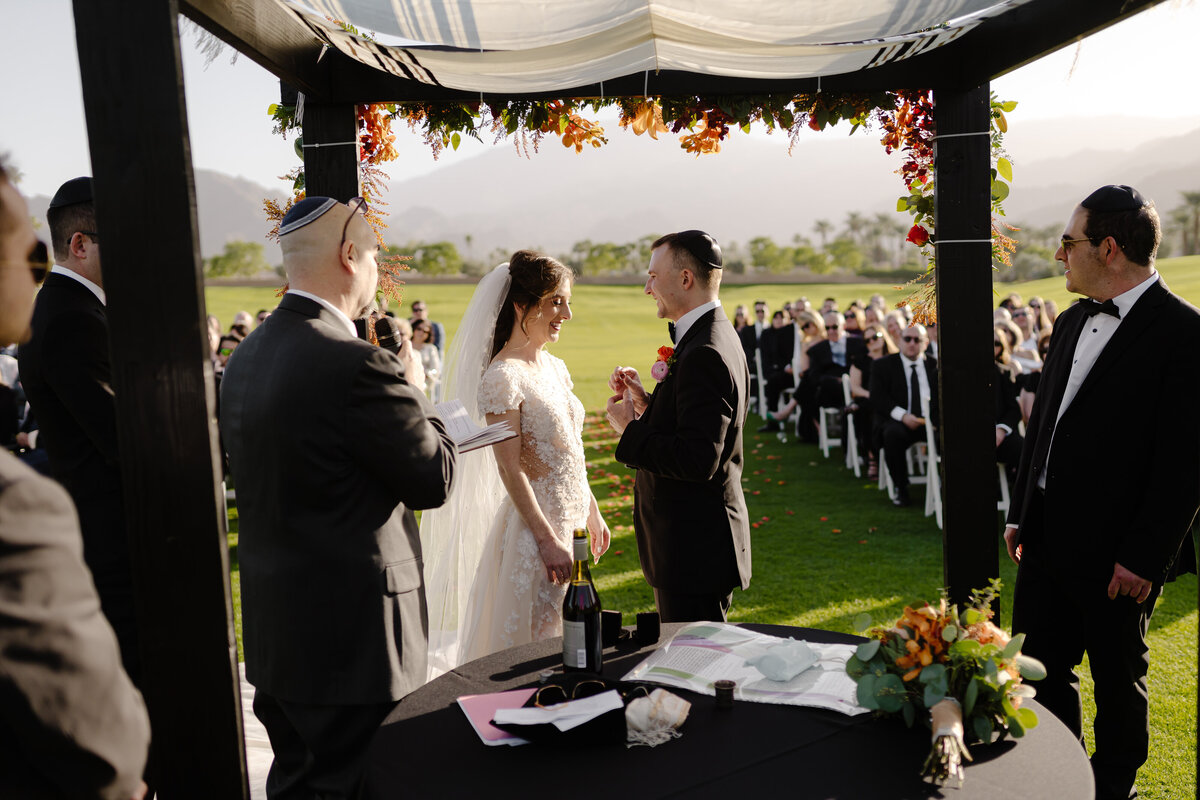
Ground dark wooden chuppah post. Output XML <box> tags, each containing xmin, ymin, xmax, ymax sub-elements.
<box><xmin>302</xmin><ymin>101</ymin><xmax>362</xmax><ymax>202</ymax></box>
<box><xmin>931</xmin><ymin>84</ymin><xmax>1001</xmax><ymax>610</ymax></box>
<box><xmin>71</xmin><ymin>0</ymin><xmax>249</xmax><ymax>795</ymax></box>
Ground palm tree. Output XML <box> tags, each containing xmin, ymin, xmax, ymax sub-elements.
<box><xmin>843</xmin><ymin>212</ymin><xmax>867</xmax><ymax>246</ymax></box>
<box><xmin>813</xmin><ymin>219</ymin><xmax>833</xmax><ymax>250</ymax></box>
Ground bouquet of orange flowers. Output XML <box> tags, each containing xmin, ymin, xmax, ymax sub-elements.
<box><xmin>845</xmin><ymin>580</ymin><xmax>1046</xmax><ymax>787</ymax></box>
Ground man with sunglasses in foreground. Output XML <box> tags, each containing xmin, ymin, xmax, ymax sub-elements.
<box><xmin>221</xmin><ymin>196</ymin><xmax>456</xmax><ymax>799</ymax></box>
<box><xmin>1004</xmin><ymin>185</ymin><xmax>1200</xmax><ymax>800</ymax></box>
<box><xmin>0</xmin><ymin>160</ymin><xmax>149</xmax><ymax>798</ymax></box>
<box><xmin>869</xmin><ymin>322</ymin><xmax>938</xmax><ymax>508</ymax></box>
<box><xmin>606</xmin><ymin>230</ymin><xmax>751</xmax><ymax>623</ymax></box>
<box><xmin>17</xmin><ymin>177</ymin><xmax>146</xmax><ymax>690</ymax></box>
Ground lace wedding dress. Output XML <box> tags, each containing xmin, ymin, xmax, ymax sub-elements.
<box><xmin>458</xmin><ymin>354</ymin><xmax>590</xmax><ymax>661</ymax></box>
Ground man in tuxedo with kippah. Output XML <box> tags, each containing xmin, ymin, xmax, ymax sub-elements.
<box><xmin>1004</xmin><ymin>185</ymin><xmax>1200</xmax><ymax>800</ymax></box>
<box><xmin>606</xmin><ymin>230</ymin><xmax>751</xmax><ymax>623</ymax></box>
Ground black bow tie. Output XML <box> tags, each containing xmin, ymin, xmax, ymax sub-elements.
<box><xmin>668</xmin><ymin>322</ymin><xmax>677</xmax><ymax>344</ymax></box>
<box><xmin>1080</xmin><ymin>299</ymin><xmax>1120</xmax><ymax>319</ymax></box>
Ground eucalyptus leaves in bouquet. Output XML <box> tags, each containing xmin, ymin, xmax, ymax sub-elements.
<box><xmin>845</xmin><ymin>580</ymin><xmax>1047</xmax><ymax>787</ymax></box>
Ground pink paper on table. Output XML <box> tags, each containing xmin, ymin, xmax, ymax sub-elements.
<box><xmin>457</xmin><ymin>688</ymin><xmax>537</xmax><ymax>746</ymax></box>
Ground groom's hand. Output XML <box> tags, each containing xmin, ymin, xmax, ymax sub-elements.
<box><xmin>607</xmin><ymin>390</ymin><xmax>636</xmax><ymax>435</ymax></box>
<box><xmin>609</xmin><ymin>366</ymin><xmax>648</xmax><ymax>414</ymax></box>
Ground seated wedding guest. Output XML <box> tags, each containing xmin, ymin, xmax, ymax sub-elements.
<box><xmin>844</xmin><ymin>306</ymin><xmax>865</xmax><ymax>338</ymax></box>
<box><xmin>0</xmin><ymin>157</ymin><xmax>149</xmax><ymax>800</ymax></box>
<box><xmin>883</xmin><ymin>309</ymin><xmax>906</xmax><ymax>343</ymax></box>
<box><xmin>732</xmin><ymin>304</ymin><xmax>749</xmax><ymax>332</ymax></box>
<box><xmin>848</xmin><ymin>323</ymin><xmax>897</xmax><ymax>478</ymax></box>
<box><xmin>821</xmin><ymin>297</ymin><xmax>838</xmax><ymax>313</ymax></box>
<box><xmin>1018</xmin><ymin>329</ymin><xmax>1053</xmax><ymax>426</ymax></box>
<box><xmin>215</xmin><ymin>334</ymin><xmax>241</xmax><ymax>374</ymax></box>
<box><xmin>1027</xmin><ymin>296</ymin><xmax>1051</xmax><ymax>333</ymax></box>
<box><xmin>767</xmin><ymin>310</ymin><xmax>823</xmax><ymax>425</ymax></box>
<box><xmin>1011</xmin><ymin>305</ymin><xmax>1041</xmax><ymax>361</ymax></box>
<box><xmin>925</xmin><ymin>319</ymin><xmax>940</xmax><ymax>360</ymax></box>
<box><xmin>993</xmin><ymin>306</ymin><xmax>1013</xmax><ymax>325</ymax></box>
<box><xmin>795</xmin><ymin>311</ymin><xmax>865</xmax><ymax>442</ymax></box>
<box><xmin>410</xmin><ymin>298</ymin><xmax>446</xmax><ymax>356</ymax></box>
<box><xmin>870</xmin><ymin>323</ymin><xmax>938</xmax><ymax>508</ymax></box>
<box><xmin>998</xmin><ymin>292</ymin><xmax>1022</xmax><ymax>312</ymax></box>
<box><xmin>1042</xmin><ymin>298</ymin><xmax>1059</xmax><ymax>324</ymax></box>
<box><xmin>757</xmin><ymin>309</ymin><xmax>795</xmax><ymax>432</ymax></box>
<box><xmin>411</xmin><ymin>318</ymin><xmax>441</xmax><ymax>398</ymax></box>
<box><xmin>794</xmin><ymin>296</ymin><xmax>812</xmax><ymax>314</ymax></box>
<box><xmin>992</xmin><ymin>329</ymin><xmax>1024</xmax><ymax>484</ymax></box>
<box><xmin>230</xmin><ymin>310</ymin><xmax>253</xmax><ymax>339</ymax></box>
<box><xmin>741</xmin><ymin>300</ymin><xmax>769</xmax><ymax>409</ymax></box>
<box><xmin>221</xmin><ymin>196</ymin><xmax>456</xmax><ymax>799</ymax></box>
<box><xmin>255</xmin><ymin>308</ymin><xmax>271</xmax><ymax>327</ymax></box>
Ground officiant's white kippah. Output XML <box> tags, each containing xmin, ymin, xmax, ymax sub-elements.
<box><xmin>279</xmin><ymin>197</ymin><xmax>339</xmax><ymax>235</ymax></box>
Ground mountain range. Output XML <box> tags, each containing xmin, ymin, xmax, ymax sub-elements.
<box><xmin>25</xmin><ymin>115</ymin><xmax>1200</xmax><ymax>269</ymax></box>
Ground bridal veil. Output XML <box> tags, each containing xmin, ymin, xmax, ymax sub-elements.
<box><xmin>420</xmin><ymin>263</ymin><xmax>511</xmax><ymax>680</ymax></box>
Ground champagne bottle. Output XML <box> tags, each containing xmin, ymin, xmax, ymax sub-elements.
<box><xmin>562</xmin><ymin>528</ymin><xmax>603</xmax><ymax>673</ymax></box>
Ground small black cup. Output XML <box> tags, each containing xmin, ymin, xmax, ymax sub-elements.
<box><xmin>635</xmin><ymin>612</ymin><xmax>660</xmax><ymax>645</ymax></box>
<box><xmin>601</xmin><ymin>610</ymin><xmax>623</xmax><ymax>647</ymax></box>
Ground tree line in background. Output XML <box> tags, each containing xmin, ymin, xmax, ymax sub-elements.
<box><xmin>205</xmin><ymin>190</ymin><xmax>1200</xmax><ymax>281</ymax></box>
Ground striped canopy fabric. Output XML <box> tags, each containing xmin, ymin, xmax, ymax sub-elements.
<box><xmin>279</xmin><ymin>0</ymin><xmax>1034</xmax><ymax>92</ymax></box>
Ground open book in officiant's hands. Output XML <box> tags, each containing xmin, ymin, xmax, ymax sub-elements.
<box><xmin>435</xmin><ymin>399</ymin><xmax>517</xmax><ymax>453</ymax></box>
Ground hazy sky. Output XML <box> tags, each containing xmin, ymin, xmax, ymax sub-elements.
<box><xmin>3</xmin><ymin>0</ymin><xmax>1198</xmax><ymax>199</ymax></box>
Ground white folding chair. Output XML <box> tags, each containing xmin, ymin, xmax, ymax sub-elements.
<box><xmin>997</xmin><ymin>465</ymin><xmax>1011</xmax><ymax>514</ymax></box>
<box><xmin>754</xmin><ymin>349</ymin><xmax>768</xmax><ymax>420</ymax></box>
<box><xmin>817</xmin><ymin>402</ymin><xmax>842</xmax><ymax>459</ymax></box>
<box><xmin>841</xmin><ymin>374</ymin><xmax>862</xmax><ymax>477</ymax></box>
<box><xmin>920</xmin><ymin>392</ymin><xmax>943</xmax><ymax>529</ymax></box>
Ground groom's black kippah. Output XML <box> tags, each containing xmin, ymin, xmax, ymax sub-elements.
<box><xmin>676</xmin><ymin>229</ymin><xmax>723</xmax><ymax>269</ymax></box>
<box><xmin>1081</xmin><ymin>185</ymin><xmax>1148</xmax><ymax>212</ymax></box>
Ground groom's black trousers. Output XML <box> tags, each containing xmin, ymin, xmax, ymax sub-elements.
<box><xmin>653</xmin><ymin>588</ymin><xmax>733</xmax><ymax>623</ymax></box>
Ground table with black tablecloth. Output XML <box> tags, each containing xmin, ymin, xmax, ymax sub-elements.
<box><xmin>362</xmin><ymin>623</ymin><xmax>1093</xmax><ymax>799</ymax></box>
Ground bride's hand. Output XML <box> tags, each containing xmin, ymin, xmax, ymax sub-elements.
<box><xmin>587</xmin><ymin>513</ymin><xmax>611</xmax><ymax>563</ymax></box>
<box><xmin>537</xmin><ymin>535</ymin><xmax>573</xmax><ymax>585</ymax></box>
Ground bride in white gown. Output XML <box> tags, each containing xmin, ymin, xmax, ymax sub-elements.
<box><xmin>421</xmin><ymin>252</ymin><xmax>610</xmax><ymax>678</ymax></box>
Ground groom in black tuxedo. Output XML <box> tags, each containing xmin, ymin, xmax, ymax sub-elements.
<box><xmin>221</xmin><ymin>197</ymin><xmax>456</xmax><ymax>799</ymax></box>
<box><xmin>1004</xmin><ymin>185</ymin><xmax>1200</xmax><ymax>800</ymax></box>
<box><xmin>606</xmin><ymin>230</ymin><xmax>751</xmax><ymax>623</ymax></box>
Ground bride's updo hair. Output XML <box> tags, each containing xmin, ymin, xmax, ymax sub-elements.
<box><xmin>492</xmin><ymin>250</ymin><xmax>573</xmax><ymax>359</ymax></box>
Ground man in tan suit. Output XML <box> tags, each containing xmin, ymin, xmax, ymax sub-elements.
<box><xmin>0</xmin><ymin>159</ymin><xmax>149</xmax><ymax>798</ymax></box>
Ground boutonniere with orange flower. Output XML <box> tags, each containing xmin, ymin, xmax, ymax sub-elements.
<box><xmin>845</xmin><ymin>580</ymin><xmax>1045</xmax><ymax>788</ymax></box>
<box><xmin>650</xmin><ymin>345</ymin><xmax>676</xmax><ymax>381</ymax></box>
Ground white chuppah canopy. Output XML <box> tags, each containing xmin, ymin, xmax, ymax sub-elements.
<box><xmin>277</xmin><ymin>0</ymin><xmax>1035</xmax><ymax>92</ymax></box>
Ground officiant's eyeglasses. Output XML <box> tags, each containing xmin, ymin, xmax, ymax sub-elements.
<box><xmin>1</xmin><ymin>240</ymin><xmax>50</xmax><ymax>284</ymax></box>
<box><xmin>340</xmin><ymin>197</ymin><xmax>368</xmax><ymax>250</ymax></box>
<box><xmin>533</xmin><ymin>681</ymin><xmax>650</xmax><ymax>707</ymax></box>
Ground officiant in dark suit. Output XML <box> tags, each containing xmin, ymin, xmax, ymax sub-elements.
<box><xmin>16</xmin><ymin>177</ymin><xmax>141</xmax><ymax>683</ymax></box>
<box><xmin>1004</xmin><ymin>185</ymin><xmax>1200</xmax><ymax>800</ymax></box>
<box><xmin>606</xmin><ymin>230</ymin><xmax>751</xmax><ymax>623</ymax></box>
<box><xmin>221</xmin><ymin>196</ymin><xmax>456</xmax><ymax>799</ymax></box>
<box><xmin>869</xmin><ymin>323</ymin><xmax>938</xmax><ymax>508</ymax></box>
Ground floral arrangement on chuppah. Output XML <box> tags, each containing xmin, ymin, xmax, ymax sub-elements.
<box><xmin>845</xmin><ymin>580</ymin><xmax>1046</xmax><ymax>787</ymax></box>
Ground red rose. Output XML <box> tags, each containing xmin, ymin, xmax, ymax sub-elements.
<box><xmin>906</xmin><ymin>224</ymin><xmax>930</xmax><ymax>246</ymax></box>
<box><xmin>657</xmin><ymin>345</ymin><xmax>675</xmax><ymax>361</ymax></box>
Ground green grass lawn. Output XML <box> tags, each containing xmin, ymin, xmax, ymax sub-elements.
<box><xmin>210</xmin><ymin>254</ymin><xmax>1198</xmax><ymax>798</ymax></box>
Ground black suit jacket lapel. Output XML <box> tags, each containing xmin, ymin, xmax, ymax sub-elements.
<box><xmin>644</xmin><ymin>309</ymin><xmax>716</xmax><ymax>415</ymax></box>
